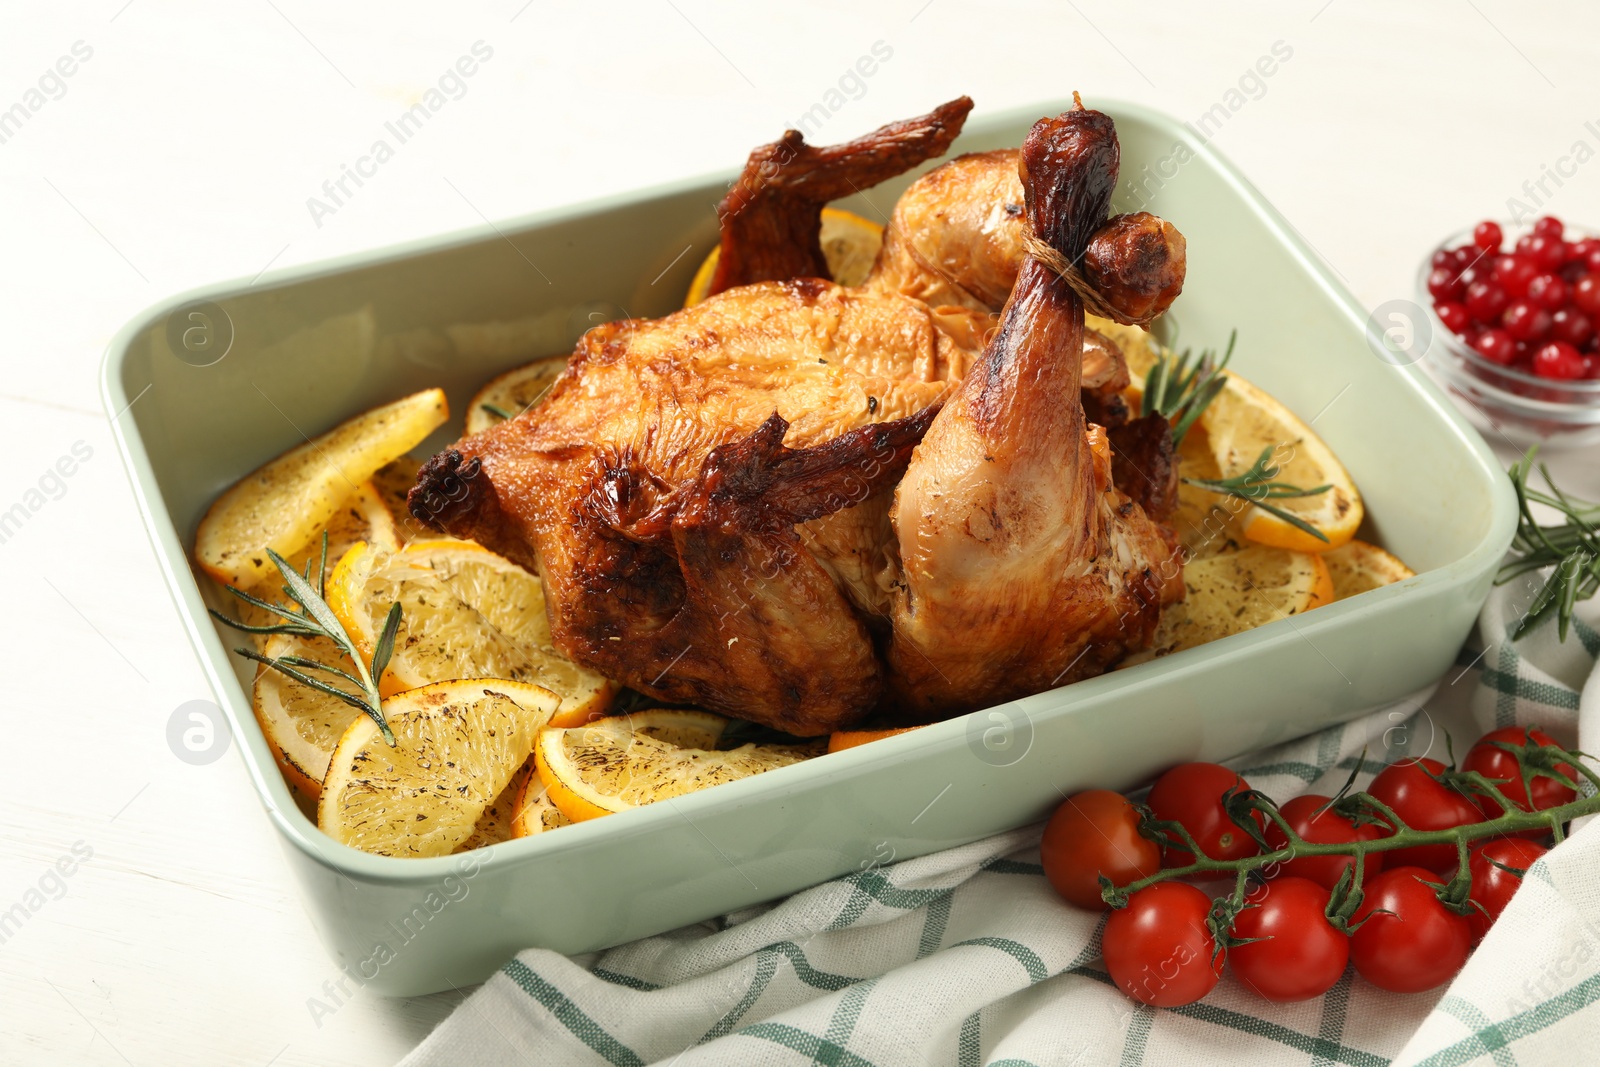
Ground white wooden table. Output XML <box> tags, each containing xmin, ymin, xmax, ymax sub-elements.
<box><xmin>3</xmin><ymin>2</ymin><xmax>1596</xmax><ymax>1062</ymax></box>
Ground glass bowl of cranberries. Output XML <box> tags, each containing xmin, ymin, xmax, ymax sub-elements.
<box><xmin>1420</xmin><ymin>215</ymin><xmax>1600</xmax><ymax>448</ymax></box>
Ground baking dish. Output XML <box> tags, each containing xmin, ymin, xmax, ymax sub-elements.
<box><xmin>102</xmin><ymin>99</ymin><xmax>1517</xmax><ymax>996</ymax></box>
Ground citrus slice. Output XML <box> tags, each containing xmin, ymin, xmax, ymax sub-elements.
<box><xmin>535</xmin><ymin>709</ymin><xmax>818</xmax><ymax>822</ymax></box>
<box><xmin>827</xmin><ymin>726</ymin><xmax>923</xmax><ymax>753</ymax></box>
<box><xmin>454</xmin><ymin>758</ymin><xmax>534</xmax><ymax>852</ymax></box>
<box><xmin>230</xmin><ymin>480</ymin><xmax>398</xmax><ymax>645</ymax></box>
<box><xmin>195</xmin><ymin>388</ymin><xmax>448</xmax><ymax>589</ymax></box>
<box><xmin>318</xmin><ymin>679</ymin><xmax>559</xmax><ymax>858</ymax></box>
<box><xmin>684</xmin><ymin>207</ymin><xmax>884</xmax><ymax>307</ymax></box>
<box><xmin>510</xmin><ymin>765</ymin><xmax>572</xmax><ymax>837</ymax></box>
<box><xmin>1202</xmin><ymin>374</ymin><xmax>1362</xmax><ymax>553</ymax></box>
<box><xmin>371</xmin><ymin>456</ymin><xmax>447</xmax><ymax>547</ymax></box>
<box><xmin>464</xmin><ymin>355</ymin><xmax>570</xmax><ymax>436</ymax></box>
<box><xmin>1170</xmin><ymin>424</ymin><xmax>1249</xmax><ymax>562</ymax></box>
<box><xmin>326</xmin><ymin>539</ymin><xmax>616</xmax><ymax>719</ymax></box>
<box><xmin>251</xmin><ymin>632</ymin><xmax>363</xmax><ymax>799</ymax></box>
<box><xmin>1324</xmin><ymin>539</ymin><xmax>1416</xmax><ymax>601</ymax></box>
<box><xmin>1134</xmin><ymin>545</ymin><xmax>1333</xmax><ymax>659</ymax></box>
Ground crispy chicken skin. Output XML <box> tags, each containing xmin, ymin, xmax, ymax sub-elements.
<box><xmin>413</xmin><ymin>98</ymin><xmax>1186</xmax><ymax>734</ymax></box>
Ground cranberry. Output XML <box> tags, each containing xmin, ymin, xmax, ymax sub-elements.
<box><xmin>1561</xmin><ymin>260</ymin><xmax>1588</xmax><ymax>283</ymax></box>
<box><xmin>1474</xmin><ymin>327</ymin><xmax>1518</xmax><ymax>364</ymax></box>
<box><xmin>1504</xmin><ymin>299</ymin><xmax>1554</xmax><ymax>342</ymax></box>
<box><xmin>1588</xmin><ymin>249</ymin><xmax>1600</xmax><ymax>275</ymax></box>
<box><xmin>1527</xmin><ymin>273</ymin><xmax>1570</xmax><ymax>310</ymax></box>
<box><xmin>1473</xmin><ymin>221</ymin><xmax>1504</xmax><ymax>252</ymax></box>
<box><xmin>1533</xmin><ymin>341</ymin><xmax>1586</xmax><ymax>380</ymax></box>
<box><xmin>1437</xmin><ymin>301</ymin><xmax>1472</xmax><ymax>334</ymax></box>
<box><xmin>1574</xmin><ymin>274</ymin><xmax>1600</xmax><ymax>318</ymax></box>
<box><xmin>1432</xmin><ymin>248</ymin><xmax>1456</xmax><ymax>270</ymax></box>
<box><xmin>1465</xmin><ymin>280</ymin><xmax>1509</xmax><ymax>323</ymax></box>
<box><xmin>1494</xmin><ymin>254</ymin><xmax>1540</xmax><ymax>298</ymax></box>
<box><xmin>1527</xmin><ymin>233</ymin><xmax>1568</xmax><ymax>271</ymax></box>
<box><xmin>1574</xmin><ymin>237</ymin><xmax>1600</xmax><ymax>262</ymax></box>
<box><xmin>1452</xmin><ymin>245</ymin><xmax>1479</xmax><ymax>270</ymax></box>
<box><xmin>1533</xmin><ymin>215</ymin><xmax>1565</xmax><ymax>240</ymax></box>
<box><xmin>1428</xmin><ymin>267</ymin><xmax>1464</xmax><ymax>303</ymax></box>
<box><xmin>1552</xmin><ymin>308</ymin><xmax>1595</xmax><ymax>348</ymax></box>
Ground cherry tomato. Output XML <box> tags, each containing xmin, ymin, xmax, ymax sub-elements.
<box><xmin>1350</xmin><ymin>866</ymin><xmax>1472</xmax><ymax>993</ymax></box>
<box><xmin>1041</xmin><ymin>790</ymin><xmax>1161</xmax><ymax>910</ymax></box>
<box><xmin>1102</xmin><ymin>882</ymin><xmax>1223</xmax><ymax>1007</ymax></box>
<box><xmin>1147</xmin><ymin>762</ymin><xmax>1264</xmax><ymax>867</ymax></box>
<box><xmin>1461</xmin><ymin>726</ymin><xmax>1576</xmax><ymax>826</ymax></box>
<box><xmin>1365</xmin><ymin>758</ymin><xmax>1482</xmax><ymax>875</ymax></box>
<box><xmin>1229</xmin><ymin>877</ymin><xmax>1350</xmax><ymax>1003</ymax></box>
<box><xmin>1263</xmin><ymin>793</ymin><xmax>1385</xmax><ymax>891</ymax></box>
<box><xmin>1466</xmin><ymin>838</ymin><xmax>1548</xmax><ymax>943</ymax></box>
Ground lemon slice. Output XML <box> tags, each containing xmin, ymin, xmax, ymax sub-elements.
<box><xmin>1132</xmin><ymin>545</ymin><xmax>1333</xmax><ymax>660</ymax></box>
<box><xmin>319</xmin><ymin>679</ymin><xmax>559</xmax><ymax>857</ymax></box>
<box><xmin>454</xmin><ymin>759</ymin><xmax>535</xmax><ymax>852</ymax></box>
<box><xmin>1203</xmin><ymin>375</ymin><xmax>1362</xmax><ymax>553</ymax></box>
<box><xmin>196</xmin><ymin>389</ymin><xmax>448</xmax><ymax>589</ymax></box>
<box><xmin>684</xmin><ymin>207</ymin><xmax>884</xmax><ymax>307</ymax></box>
<box><xmin>230</xmin><ymin>480</ymin><xmax>398</xmax><ymax>646</ymax></box>
<box><xmin>535</xmin><ymin>709</ymin><xmax>818</xmax><ymax>822</ymax></box>
<box><xmin>251</xmin><ymin>632</ymin><xmax>363</xmax><ymax>799</ymax></box>
<box><xmin>1324</xmin><ymin>538</ymin><xmax>1415</xmax><ymax>601</ymax></box>
<box><xmin>1100</xmin><ymin>318</ymin><xmax>1361</xmax><ymax>553</ymax></box>
<box><xmin>370</xmin><ymin>456</ymin><xmax>448</xmax><ymax>548</ymax></box>
<box><xmin>464</xmin><ymin>355</ymin><xmax>570</xmax><ymax>436</ymax></box>
<box><xmin>510</xmin><ymin>765</ymin><xmax>572</xmax><ymax>837</ymax></box>
<box><xmin>327</xmin><ymin>539</ymin><xmax>616</xmax><ymax>719</ymax></box>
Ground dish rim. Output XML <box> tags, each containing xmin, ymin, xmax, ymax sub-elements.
<box><xmin>99</xmin><ymin>96</ymin><xmax>1519</xmax><ymax>887</ymax></box>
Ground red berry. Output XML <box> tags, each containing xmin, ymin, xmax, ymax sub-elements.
<box><xmin>1432</xmin><ymin>248</ymin><xmax>1455</xmax><ymax>270</ymax></box>
<box><xmin>1494</xmin><ymin>254</ymin><xmax>1540</xmax><ymax>298</ymax></box>
<box><xmin>1574</xmin><ymin>274</ymin><xmax>1600</xmax><ymax>317</ymax></box>
<box><xmin>1473</xmin><ymin>220</ymin><xmax>1504</xmax><ymax>252</ymax></box>
<box><xmin>1532</xmin><ymin>215</ymin><xmax>1565</xmax><ymax>240</ymax></box>
<box><xmin>1552</xmin><ymin>308</ymin><xmax>1594</xmax><ymax>348</ymax></box>
<box><xmin>1504</xmin><ymin>299</ymin><xmax>1554</xmax><ymax>342</ymax></box>
<box><xmin>1453</xmin><ymin>245</ymin><xmax>1479</xmax><ymax>270</ymax></box>
<box><xmin>1527</xmin><ymin>273</ymin><xmax>1570</xmax><ymax>310</ymax></box>
<box><xmin>1428</xmin><ymin>267</ymin><xmax>1464</xmax><ymax>303</ymax></box>
<box><xmin>1465</xmin><ymin>280</ymin><xmax>1509</xmax><ymax>323</ymax></box>
<box><xmin>1437</xmin><ymin>301</ymin><xmax>1471</xmax><ymax>334</ymax></box>
<box><xmin>1572</xmin><ymin>237</ymin><xmax>1600</xmax><ymax>262</ymax></box>
<box><xmin>1527</xmin><ymin>233</ymin><xmax>1567</xmax><ymax>271</ymax></box>
<box><xmin>1587</xmin><ymin>250</ymin><xmax>1600</xmax><ymax>275</ymax></box>
<box><xmin>1474</xmin><ymin>328</ymin><xmax>1518</xmax><ymax>364</ymax></box>
<box><xmin>1533</xmin><ymin>341</ymin><xmax>1586</xmax><ymax>380</ymax></box>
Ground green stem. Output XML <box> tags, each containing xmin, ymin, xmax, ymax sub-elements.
<box><xmin>1110</xmin><ymin>782</ymin><xmax>1598</xmax><ymax>903</ymax></box>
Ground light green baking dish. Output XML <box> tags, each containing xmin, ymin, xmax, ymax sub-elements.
<box><xmin>102</xmin><ymin>99</ymin><xmax>1516</xmax><ymax>996</ymax></box>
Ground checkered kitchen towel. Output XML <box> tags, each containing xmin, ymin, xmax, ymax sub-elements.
<box><xmin>402</xmin><ymin>582</ymin><xmax>1600</xmax><ymax>1067</ymax></box>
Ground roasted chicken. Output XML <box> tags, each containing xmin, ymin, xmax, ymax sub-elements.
<box><xmin>413</xmin><ymin>97</ymin><xmax>1188</xmax><ymax>735</ymax></box>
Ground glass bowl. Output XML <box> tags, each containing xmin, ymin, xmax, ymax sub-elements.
<box><xmin>1418</xmin><ymin>223</ymin><xmax>1600</xmax><ymax>449</ymax></box>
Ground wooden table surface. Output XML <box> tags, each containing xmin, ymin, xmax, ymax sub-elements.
<box><xmin>3</xmin><ymin>1</ymin><xmax>1597</xmax><ymax>1062</ymax></box>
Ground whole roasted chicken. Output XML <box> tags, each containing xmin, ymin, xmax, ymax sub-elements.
<box><xmin>412</xmin><ymin>96</ymin><xmax>1188</xmax><ymax>735</ymax></box>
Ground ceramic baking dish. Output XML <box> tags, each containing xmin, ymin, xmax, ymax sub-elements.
<box><xmin>102</xmin><ymin>99</ymin><xmax>1517</xmax><ymax>996</ymax></box>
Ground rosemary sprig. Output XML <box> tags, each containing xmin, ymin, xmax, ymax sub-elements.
<box><xmin>209</xmin><ymin>533</ymin><xmax>400</xmax><ymax>745</ymax></box>
<box><xmin>1496</xmin><ymin>448</ymin><xmax>1600</xmax><ymax>642</ymax></box>
<box><xmin>1182</xmin><ymin>445</ymin><xmax>1333</xmax><ymax>545</ymax></box>
<box><xmin>1141</xmin><ymin>330</ymin><xmax>1235</xmax><ymax>447</ymax></box>
<box><xmin>478</xmin><ymin>402</ymin><xmax>512</xmax><ymax>421</ymax></box>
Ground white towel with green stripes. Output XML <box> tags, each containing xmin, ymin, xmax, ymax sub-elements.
<box><xmin>402</xmin><ymin>584</ymin><xmax>1600</xmax><ymax>1067</ymax></box>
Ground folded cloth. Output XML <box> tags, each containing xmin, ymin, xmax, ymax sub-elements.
<box><xmin>401</xmin><ymin>580</ymin><xmax>1600</xmax><ymax>1067</ymax></box>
